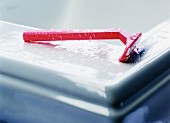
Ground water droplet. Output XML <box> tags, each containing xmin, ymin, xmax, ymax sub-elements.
<box><xmin>92</xmin><ymin>34</ymin><xmax>95</xmax><ymax>38</ymax></box>
<box><xmin>78</xmin><ymin>34</ymin><xmax>82</xmax><ymax>38</ymax></box>
<box><xmin>59</xmin><ymin>35</ymin><xmax>63</xmax><ymax>40</ymax></box>
<box><xmin>83</xmin><ymin>33</ymin><xmax>87</xmax><ymax>38</ymax></box>
<box><xmin>89</xmin><ymin>36</ymin><xmax>93</xmax><ymax>40</ymax></box>
<box><xmin>131</xmin><ymin>35</ymin><xmax>137</xmax><ymax>40</ymax></box>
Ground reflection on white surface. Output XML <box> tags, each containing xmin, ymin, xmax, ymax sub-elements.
<box><xmin>55</xmin><ymin>95</ymin><xmax>110</xmax><ymax>116</ymax></box>
<box><xmin>123</xmin><ymin>106</ymin><xmax>170</xmax><ymax>123</ymax></box>
<box><xmin>123</xmin><ymin>81</ymin><xmax>170</xmax><ymax>123</ymax></box>
<box><xmin>123</xmin><ymin>106</ymin><xmax>148</xmax><ymax>123</ymax></box>
<box><xmin>0</xmin><ymin>74</ymin><xmax>109</xmax><ymax>117</ymax></box>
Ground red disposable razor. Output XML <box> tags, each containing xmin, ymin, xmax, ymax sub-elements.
<box><xmin>23</xmin><ymin>29</ymin><xmax>142</xmax><ymax>62</ymax></box>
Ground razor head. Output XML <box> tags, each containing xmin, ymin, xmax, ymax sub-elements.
<box><xmin>125</xmin><ymin>48</ymin><xmax>146</xmax><ymax>63</ymax></box>
<box><xmin>118</xmin><ymin>32</ymin><xmax>142</xmax><ymax>62</ymax></box>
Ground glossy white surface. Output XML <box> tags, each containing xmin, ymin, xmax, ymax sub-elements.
<box><xmin>0</xmin><ymin>20</ymin><xmax>169</xmax><ymax>111</ymax></box>
<box><xmin>0</xmin><ymin>1</ymin><xmax>170</xmax><ymax>122</ymax></box>
<box><xmin>0</xmin><ymin>21</ymin><xmax>132</xmax><ymax>86</ymax></box>
<box><xmin>0</xmin><ymin>15</ymin><xmax>170</xmax><ymax>123</ymax></box>
<box><xmin>0</xmin><ymin>20</ymin><xmax>169</xmax><ymax>88</ymax></box>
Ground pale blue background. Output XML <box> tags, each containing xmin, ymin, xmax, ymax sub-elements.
<box><xmin>0</xmin><ymin>0</ymin><xmax>170</xmax><ymax>33</ymax></box>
